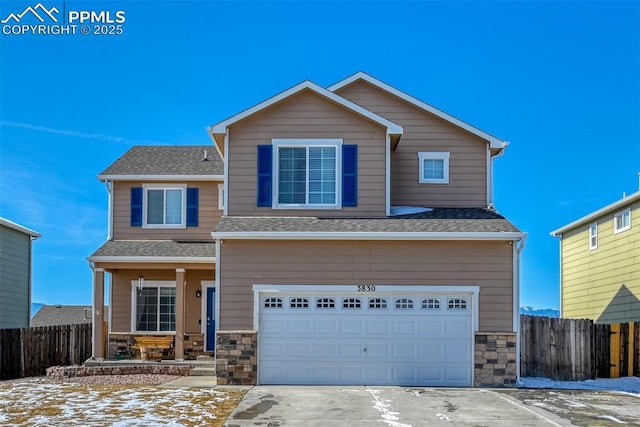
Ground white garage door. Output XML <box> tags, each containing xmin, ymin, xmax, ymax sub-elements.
<box><xmin>258</xmin><ymin>289</ymin><xmax>474</xmax><ymax>386</ymax></box>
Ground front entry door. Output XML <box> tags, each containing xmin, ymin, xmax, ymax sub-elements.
<box><xmin>206</xmin><ymin>287</ymin><xmax>216</xmax><ymax>351</ymax></box>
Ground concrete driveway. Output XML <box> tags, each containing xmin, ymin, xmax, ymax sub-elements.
<box><xmin>224</xmin><ymin>386</ymin><xmax>640</xmax><ymax>426</ymax></box>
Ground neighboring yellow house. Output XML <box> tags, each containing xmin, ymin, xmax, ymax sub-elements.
<box><xmin>551</xmin><ymin>191</ymin><xmax>640</xmax><ymax>323</ymax></box>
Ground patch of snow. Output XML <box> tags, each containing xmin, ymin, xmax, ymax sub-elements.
<box><xmin>366</xmin><ymin>388</ymin><xmax>411</xmax><ymax>427</ymax></box>
<box><xmin>518</xmin><ymin>377</ymin><xmax>640</xmax><ymax>395</ymax></box>
<box><xmin>436</xmin><ymin>413</ymin><xmax>450</xmax><ymax>421</ymax></box>
<box><xmin>598</xmin><ymin>415</ymin><xmax>627</xmax><ymax>424</ymax></box>
<box><xmin>389</xmin><ymin>206</ymin><xmax>433</xmax><ymax>216</ymax></box>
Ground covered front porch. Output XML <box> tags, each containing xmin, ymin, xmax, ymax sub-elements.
<box><xmin>89</xmin><ymin>240</ymin><xmax>217</xmax><ymax>362</ymax></box>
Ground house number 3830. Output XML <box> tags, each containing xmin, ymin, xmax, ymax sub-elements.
<box><xmin>357</xmin><ymin>284</ymin><xmax>376</xmax><ymax>292</ymax></box>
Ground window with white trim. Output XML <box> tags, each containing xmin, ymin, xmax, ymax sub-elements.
<box><xmin>143</xmin><ymin>184</ymin><xmax>186</xmax><ymax>228</ymax></box>
<box><xmin>447</xmin><ymin>298</ymin><xmax>467</xmax><ymax>310</ymax></box>
<box><xmin>342</xmin><ymin>298</ymin><xmax>362</xmax><ymax>309</ymax></box>
<box><xmin>369</xmin><ymin>298</ymin><xmax>387</xmax><ymax>309</ymax></box>
<box><xmin>395</xmin><ymin>298</ymin><xmax>414</xmax><ymax>309</ymax></box>
<box><xmin>273</xmin><ymin>139</ymin><xmax>342</xmax><ymax>208</ymax></box>
<box><xmin>264</xmin><ymin>297</ymin><xmax>283</xmax><ymax>308</ymax></box>
<box><xmin>290</xmin><ymin>297</ymin><xmax>309</xmax><ymax>308</ymax></box>
<box><xmin>316</xmin><ymin>297</ymin><xmax>335</xmax><ymax>308</ymax></box>
<box><xmin>132</xmin><ymin>282</ymin><xmax>176</xmax><ymax>332</ymax></box>
<box><xmin>614</xmin><ymin>208</ymin><xmax>631</xmax><ymax>234</ymax></box>
<box><xmin>589</xmin><ymin>222</ymin><xmax>598</xmax><ymax>250</ymax></box>
<box><xmin>418</xmin><ymin>152</ymin><xmax>450</xmax><ymax>184</ymax></box>
<box><xmin>422</xmin><ymin>298</ymin><xmax>441</xmax><ymax>309</ymax></box>
<box><xmin>218</xmin><ymin>184</ymin><xmax>224</xmax><ymax>210</ymax></box>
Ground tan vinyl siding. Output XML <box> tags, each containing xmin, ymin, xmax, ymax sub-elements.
<box><xmin>227</xmin><ymin>89</ymin><xmax>387</xmax><ymax>217</ymax></box>
<box><xmin>561</xmin><ymin>200</ymin><xmax>640</xmax><ymax>323</ymax></box>
<box><xmin>219</xmin><ymin>240</ymin><xmax>514</xmax><ymax>332</ymax></box>
<box><xmin>335</xmin><ymin>80</ymin><xmax>488</xmax><ymax>208</ymax></box>
<box><xmin>112</xmin><ymin>181</ymin><xmax>220</xmax><ymax>240</ymax></box>
<box><xmin>110</xmin><ymin>269</ymin><xmax>213</xmax><ymax>333</ymax></box>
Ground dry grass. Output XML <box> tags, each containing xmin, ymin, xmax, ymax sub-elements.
<box><xmin>0</xmin><ymin>378</ymin><xmax>246</xmax><ymax>426</ymax></box>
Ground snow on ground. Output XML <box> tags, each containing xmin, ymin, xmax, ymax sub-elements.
<box><xmin>389</xmin><ymin>206</ymin><xmax>433</xmax><ymax>216</ymax></box>
<box><xmin>519</xmin><ymin>376</ymin><xmax>640</xmax><ymax>395</ymax></box>
<box><xmin>0</xmin><ymin>378</ymin><xmax>246</xmax><ymax>426</ymax></box>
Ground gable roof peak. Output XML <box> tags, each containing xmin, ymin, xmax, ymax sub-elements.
<box><xmin>328</xmin><ymin>71</ymin><xmax>508</xmax><ymax>153</ymax></box>
<box><xmin>209</xmin><ymin>78</ymin><xmax>403</xmax><ymax>136</ymax></box>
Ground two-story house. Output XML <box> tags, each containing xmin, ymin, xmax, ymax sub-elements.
<box><xmin>551</xmin><ymin>190</ymin><xmax>640</xmax><ymax>323</ymax></box>
<box><xmin>89</xmin><ymin>72</ymin><xmax>525</xmax><ymax>387</ymax></box>
<box><xmin>0</xmin><ymin>217</ymin><xmax>40</xmax><ymax>329</ymax></box>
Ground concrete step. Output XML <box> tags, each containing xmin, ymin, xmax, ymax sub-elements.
<box><xmin>189</xmin><ymin>367</ymin><xmax>216</xmax><ymax>376</ymax></box>
<box><xmin>196</xmin><ymin>355</ymin><xmax>214</xmax><ymax>362</ymax></box>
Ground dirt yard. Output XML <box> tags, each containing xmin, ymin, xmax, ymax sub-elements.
<box><xmin>0</xmin><ymin>376</ymin><xmax>246</xmax><ymax>426</ymax></box>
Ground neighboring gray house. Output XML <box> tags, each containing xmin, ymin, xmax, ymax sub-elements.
<box><xmin>0</xmin><ymin>217</ymin><xmax>40</xmax><ymax>329</ymax></box>
<box><xmin>31</xmin><ymin>305</ymin><xmax>101</xmax><ymax>327</ymax></box>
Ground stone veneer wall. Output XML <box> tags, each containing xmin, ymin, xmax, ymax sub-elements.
<box><xmin>215</xmin><ymin>330</ymin><xmax>257</xmax><ymax>385</ymax></box>
<box><xmin>183</xmin><ymin>333</ymin><xmax>207</xmax><ymax>360</ymax></box>
<box><xmin>47</xmin><ymin>365</ymin><xmax>191</xmax><ymax>379</ymax></box>
<box><xmin>474</xmin><ymin>333</ymin><xmax>517</xmax><ymax>387</ymax></box>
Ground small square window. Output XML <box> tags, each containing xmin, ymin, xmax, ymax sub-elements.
<box><xmin>369</xmin><ymin>298</ymin><xmax>387</xmax><ymax>309</ymax></box>
<box><xmin>264</xmin><ymin>297</ymin><xmax>283</xmax><ymax>308</ymax></box>
<box><xmin>418</xmin><ymin>152</ymin><xmax>450</xmax><ymax>184</ymax></box>
<box><xmin>395</xmin><ymin>298</ymin><xmax>414</xmax><ymax>309</ymax></box>
<box><xmin>422</xmin><ymin>298</ymin><xmax>440</xmax><ymax>309</ymax></box>
<box><xmin>290</xmin><ymin>297</ymin><xmax>309</xmax><ymax>309</ymax></box>
<box><xmin>342</xmin><ymin>298</ymin><xmax>362</xmax><ymax>309</ymax></box>
<box><xmin>589</xmin><ymin>223</ymin><xmax>597</xmax><ymax>250</ymax></box>
<box><xmin>614</xmin><ymin>208</ymin><xmax>631</xmax><ymax>234</ymax></box>
<box><xmin>447</xmin><ymin>298</ymin><xmax>467</xmax><ymax>310</ymax></box>
<box><xmin>316</xmin><ymin>297</ymin><xmax>336</xmax><ymax>309</ymax></box>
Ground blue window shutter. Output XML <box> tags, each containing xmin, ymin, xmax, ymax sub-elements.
<box><xmin>130</xmin><ymin>187</ymin><xmax>143</xmax><ymax>226</ymax></box>
<box><xmin>257</xmin><ymin>145</ymin><xmax>273</xmax><ymax>207</ymax></box>
<box><xmin>342</xmin><ymin>145</ymin><xmax>357</xmax><ymax>207</ymax></box>
<box><xmin>186</xmin><ymin>188</ymin><xmax>199</xmax><ymax>227</ymax></box>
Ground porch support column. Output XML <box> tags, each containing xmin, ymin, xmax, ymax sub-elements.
<box><xmin>175</xmin><ymin>268</ymin><xmax>186</xmax><ymax>361</ymax></box>
<box><xmin>92</xmin><ymin>268</ymin><xmax>105</xmax><ymax>360</ymax></box>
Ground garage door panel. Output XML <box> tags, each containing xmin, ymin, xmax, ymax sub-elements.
<box><xmin>258</xmin><ymin>291</ymin><xmax>473</xmax><ymax>386</ymax></box>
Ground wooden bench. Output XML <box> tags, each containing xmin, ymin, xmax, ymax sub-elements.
<box><xmin>132</xmin><ymin>335</ymin><xmax>174</xmax><ymax>360</ymax></box>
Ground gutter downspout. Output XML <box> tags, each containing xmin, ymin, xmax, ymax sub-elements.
<box><xmin>514</xmin><ymin>235</ymin><xmax>526</xmax><ymax>382</ymax></box>
<box><xmin>488</xmin><ymin>144</ymin><xmax>507</xmax><ymax>210</ymax></box>
<box><xmin>104</xmin><ymin>180</ymin><xmax>113</xmax><ymax>241</ymax></box>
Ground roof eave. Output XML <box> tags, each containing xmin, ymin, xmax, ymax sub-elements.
<box><xmin>328</xmin><ymin>71</ymin><xmax>507</xmax><ymax>148</ymax></box>
<box><xmin>88</xmin><ymin>256</ymin><xmax>216</xmax><ymax>263</ymax></box>
<box><xmin>212</xmin><ymin>231</ymin><xmax>526</xmax><ymax>241</ymax></box>
<box><xmin>551</xmin><ymin>190</ymin><xmax>640</xmax><ymax>237</ymax></box>
<box><xmin>97</xmin><ymin>175</ymin><xmax>224</xmax><ymax>182</ymax></box>
<box><xmin>0</xmin><ymin>217</ymin><xmax>41</xmax><ymax>238</ymax></box>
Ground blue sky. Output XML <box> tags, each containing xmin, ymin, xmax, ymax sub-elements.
<box><xmin>1</xmin><ymin>1</ymin><xmax>638</xmax><ymax>309</ymax></box>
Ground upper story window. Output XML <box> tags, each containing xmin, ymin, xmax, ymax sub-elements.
<box><xmin>130</xmin><ymin>185</ymin><xmax>199</xmax><ymax>228</ymax></box>
<box><xmin>144</xmin><ymin>185</ymin><xmax>186</xmax><ymax>228</ymax></box>
<box><xmin>273</xmin><ymin>139</ymin><xmax>342</xmax><ymax>209</ymax></box>
<box><xmin>418</xmin><ymin>152</ymin><xmax>450</xmax><ymax>184</ymax></box>
<box><xmin>256</xmin><ymin>141</ymin><xmax>357</xmax><ymax>209</ymax></box>
<box><xmin>589</xmin><ymin>222</ymin><xmax>597</xmax><ymax>250</ymax></box>
<box><xmin>614</xmin><ymin>208</ymin><xmax>631</xmax><ymax>234</ymax></box>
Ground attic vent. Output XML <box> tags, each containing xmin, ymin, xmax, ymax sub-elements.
<box><xmin>203</xmin><ymin>149</ymin><xmax>208</xmax><ymax>161</ymax></box>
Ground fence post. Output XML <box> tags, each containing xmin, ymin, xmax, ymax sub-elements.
<box><xmin>610</xmin><ymin>323</ymin><xmax>620</xmax><ymax>378</ymax></box>
<box><xmin>628</xmin><ymin>322</ymin><xmax>635</xmax><ymax>378</ymax></box>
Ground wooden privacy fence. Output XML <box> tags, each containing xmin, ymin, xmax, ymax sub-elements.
<box><xmin>0</xmin><ymin>323</ymin><xmax>91</xmax><ymax>380</ymax></box>
<box><xmin>520</xmin><ymin>315</ymin><xmax>640</xmax><ymax>381</ymax></box>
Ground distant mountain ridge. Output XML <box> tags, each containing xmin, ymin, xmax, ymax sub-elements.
<box><xmin>520</xmin><ymin>306</ymin><xmax>560</xmax><ymax>318</ymax></box>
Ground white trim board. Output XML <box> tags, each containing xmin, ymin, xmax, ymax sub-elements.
<box><xmin>328</xmin><ymin>71</ymin><xmax>508</xmax><ymax>152</ymax></box>
<box><xmin>213</xmin><ymin>231</ymin><xmax>526</xmax><ymax>241</ymax></box>
<box><xmin>551</xmin><ymin>191</ymin><xmax>640</xmax><ymax>236</ymax></box>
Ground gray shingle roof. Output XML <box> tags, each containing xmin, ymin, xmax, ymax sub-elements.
<box><xmin>99</xmin><ymin>146</ymin><xmax>223</xmax><ymax>177</ymax></box>
<box><xmin>214</xmin><ymin>208</ymin><xmax>521</xmax><ymax>234</ymax></box>
<box><xmin>90</xmin><ymin>240</ymin><xmax>215</xmax><ymax>258</ymax></box>
<box><xmin>31</xmin><ymin>305</ymin><xmax>104</xmax><ymax>327</ymax></box>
